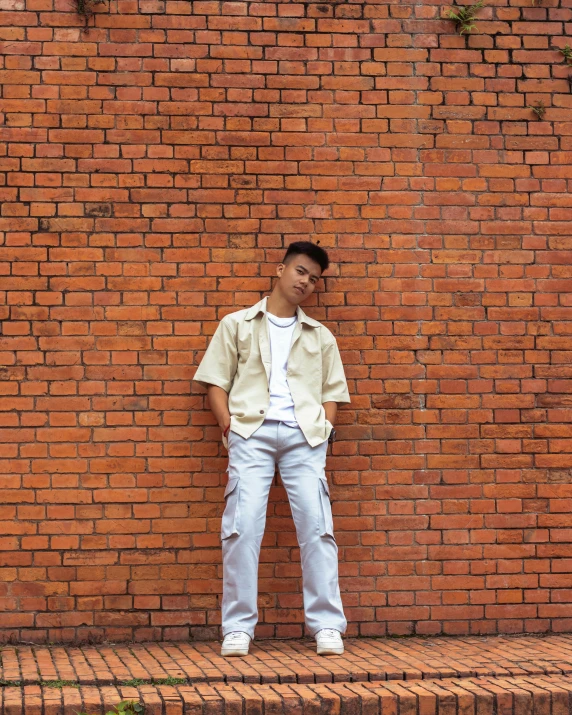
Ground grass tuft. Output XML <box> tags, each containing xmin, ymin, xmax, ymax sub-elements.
<box><xmin>558</xmin><ymin>44</ymin><xmax>572</xmax><ymax>64</ymax></box>
<box><xmin>448</xmin><ymin>0</ymin><xmax>485</xmax><ymax>34</ymax></box>
<box><xmin>73</xmin><ymin>0</ymin><xmax>107</xmax><ymax>26</ymax></box>
<box><xmin>529</xmin><ymin>100</ymin><xmax>547</xmax><ymax>120</ymax></box>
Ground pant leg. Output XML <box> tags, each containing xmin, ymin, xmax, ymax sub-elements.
<box><xmin>221</xmin><ymin>421</ymin><xmax>278</xmax><ymax>639</ymax></box>
<box><xmin>276</xmin><ymin>422</ymin><xmax>347</xmax><ymax>637</ymax></box>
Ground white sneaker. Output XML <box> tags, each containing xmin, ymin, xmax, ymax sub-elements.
<box><xmin>315</xmin><ymin>628</ymin><xmax>344</xmax><ymax>655</ymax></box>
<box><xmin>221</xmin><ymin>631</ymin><xmax>251</xmax><ymax>657</ymax></box>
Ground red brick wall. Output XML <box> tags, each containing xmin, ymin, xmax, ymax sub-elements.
<box><xmin>1</xmin><ymin>0</ymin><xmax>572</xmax><ymax>643</ymax></box>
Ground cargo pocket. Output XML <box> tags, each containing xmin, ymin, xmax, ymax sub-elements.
<box><xmin>221</xmin><ymin>477</ymin><xmax>240</xmax><ymax>540</ymax></box>
<box><xmin>318</xmin><ymin>477</ymin><xmax>335</xmax><ymax>538</ymax></box>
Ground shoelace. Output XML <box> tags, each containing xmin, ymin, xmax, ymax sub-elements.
<box><xmin>226</xmin><ymin>632</ymin><xmax>247</xmax><ymax>641</ymax></box>
<box><xmin>319</xmin><ymin>629</ymin><xmax>339</xmax><ymax>639</ymax></box>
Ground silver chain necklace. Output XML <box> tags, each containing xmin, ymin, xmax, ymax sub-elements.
<box><xmin>267</xmin><ymin>314</ymin><xmax>297</xmax><ymax>328</ymax></box>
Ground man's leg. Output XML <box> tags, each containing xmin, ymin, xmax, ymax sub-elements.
<box><xmin>276</xmin><ymin>422</ymin><xmax>347</xmax><ymax>637</ymax></box>
<box><xmin>221</xmin><ymin>421</ymin><xmax>278</xmax><ymax>639</ymax></box>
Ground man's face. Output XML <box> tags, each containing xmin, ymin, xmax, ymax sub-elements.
<box><xmin>276</xmin><ymin>253</ymin><xmax>323</xmax><ymax>304</ymax></box>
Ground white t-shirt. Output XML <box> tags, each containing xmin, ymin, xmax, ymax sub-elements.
<box><xmin>265</xmin><ymin>312</ymin><xmax>298</xmax><ymax>425</ymax></box>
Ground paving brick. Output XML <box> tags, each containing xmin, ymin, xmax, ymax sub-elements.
<box><xmin>2</xmin><ymin>636</ymin><xmax>572</xmax><ymax>689</ymax></box>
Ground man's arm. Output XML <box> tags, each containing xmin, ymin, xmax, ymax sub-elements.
<box><xmin>323</xmin><ymin>401</ymin><xmax>337</xmax><ymax>425</ymax></box>
<box><xmin>192</xmin><ymin>316</ymin><xmax>238</xmax><ymax>440</ymax></box>
<box><xmin>321</xmin><ymin>335</ymin><xmax>349</xmax><ymax>438</ymax></box>
<box><xmin>207</xmin><ymin>385</ymin><xmax>231</xmax><ymax>432</ymax></box>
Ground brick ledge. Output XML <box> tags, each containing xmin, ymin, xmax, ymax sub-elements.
<box><xmin>2</xmin><ymin>635</ymin><xmax>572</xmax><ymax>686</ymax></box>
<box><xmin>3</xmin><ymin>674</ymin><xmax>572</xmax><ymax>715</ymax></box>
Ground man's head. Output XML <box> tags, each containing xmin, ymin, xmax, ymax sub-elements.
<box><xmin>275</xmin><ymin>241</ymin><xmax>330</xmax><ymax>305</ymax></box>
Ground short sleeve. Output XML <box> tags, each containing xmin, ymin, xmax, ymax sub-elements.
<box><xmin>321</xmin><ymin>336</ymin><xmax>351</xmax><ymax>404</ymax></box>
<box><xmin>192</xmin><ymin>317</ymin><xmax>238</xmax><ymax>393</ymax></box>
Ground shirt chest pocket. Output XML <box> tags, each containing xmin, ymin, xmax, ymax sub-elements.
<box><xmin>301</xmin><ymin>343</ymin><xmax>320</xmax><ymax>358</ymax></box>
<box><xmin>290</xmin><ymin>341</ymin><xmax>322</xmax><ymax>381</ymax></box>
<box><xmin>298</xmin><ymin>330</ymin><xmax>321</xmax><ymax>357</ymax></box>
<box><xmin>237</xmin><ymin>334</ymin><xmax>258</xmax><ymax>362</ymax></box>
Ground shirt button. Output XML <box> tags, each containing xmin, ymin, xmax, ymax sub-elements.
<box><xmin>259</xmin><ymin>409</ymin><xmax>264</xmax><ymax>414</ymax></box>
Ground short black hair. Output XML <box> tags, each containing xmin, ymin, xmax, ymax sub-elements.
<box><xmin>282</xmin><ymin>241</ymin><xmax>329</xmax><ymax>273</ymax></box>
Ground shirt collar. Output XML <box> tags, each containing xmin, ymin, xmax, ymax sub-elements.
<box><xmin>244</xmin><ymin>296</ymin><xmax>321</xmax><ymax>328</ymax></box>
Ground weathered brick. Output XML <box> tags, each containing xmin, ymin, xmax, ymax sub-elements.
<box><xmin>0</xmin><ymin>0</ymin><xmax>570</xmax><ymax>643</ymax></box>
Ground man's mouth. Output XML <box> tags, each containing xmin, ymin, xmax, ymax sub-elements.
<box><xmin>294</xmin><ymin>286</ymin><xmax>305</xmax><ymax>294</ymax></box>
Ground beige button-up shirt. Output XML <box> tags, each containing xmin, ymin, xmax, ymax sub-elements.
<box><xmin>193</xmin><ymin>297</ymin><xmax>350</xmax><ymax>448</ymax></box>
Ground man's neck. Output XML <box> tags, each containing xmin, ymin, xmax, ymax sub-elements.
<box><xmin>266</xmin><ymin>291</ymin><xmax>297</xmax><ymax>319</ymax></box>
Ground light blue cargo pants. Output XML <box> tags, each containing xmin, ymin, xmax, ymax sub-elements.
<box><xmin>220</xmin><ymin>419</ymin><xmax>347</xmax><ymax>638</ymax></box>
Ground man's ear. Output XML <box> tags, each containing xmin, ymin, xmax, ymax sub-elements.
<box><xmin>276</xmin><ymin>262</ymin><xmax>285</xmax><ymax>277</ymax></box>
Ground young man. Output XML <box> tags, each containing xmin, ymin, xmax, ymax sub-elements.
<box><xmin>193</xmin><ymin>242</ymin><xmax>350</xmax><ymax>657</ymax></box>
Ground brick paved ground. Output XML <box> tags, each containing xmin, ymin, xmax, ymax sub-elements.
<box><xmin>3</xmin><ymin>635</ymin><xmax>572</xmax><ymax>713</ymax></box>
